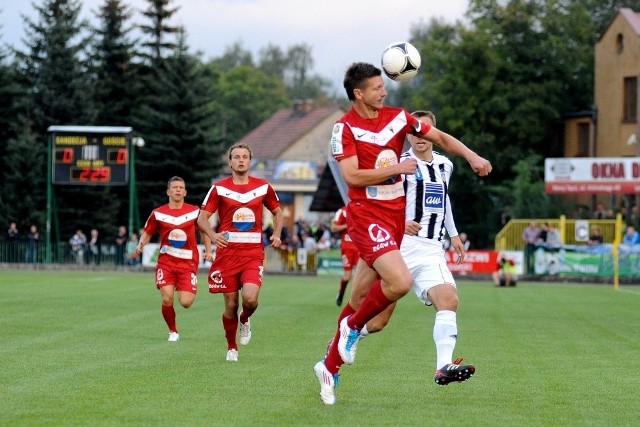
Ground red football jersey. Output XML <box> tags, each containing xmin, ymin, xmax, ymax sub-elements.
<box><xmin>330</xmin><ymin>106</ymin><xmax>430</xmax><ymax>210</ymax></box>
<box><xmin>142</xmin><ymin>203</ymin><xmax>201</xmax><ymax>272</ymax></box>
<box><xmin>333</xmin><ymin>206</ymin><xmax>358</xmax><ymax>253</ymax></box>
<box><xmin>201</xmin><ymin>176</ymin><xmax>280</xmax><ymax>270</ymax></box>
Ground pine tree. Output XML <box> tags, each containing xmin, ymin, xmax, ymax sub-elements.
<box><xmin>14</xmin><ymin>0</ymin><xmax>99</xmax><ymax>241</ymax></box>
<box><xmin>91</xmin><ymin>0</ymin><xmax>143</xmax><ymax>236</ymax></box>
<box><xmin>139</xmin><ymin>0</ymin><xmax>180</xmax><ymax>63</ymax></box>
<box><xmin>135</xmin><ymin>29</ymin><xmax>225</xmax><ymax>216</ymax></box>
<box><xmin>0</xmin><ymin>39</ymin><xmax>26</xmax><ymax>230</ymax></box>
<box><xmin>92</xmin><ymin>0</ymin><xmax>140</xmax><ymax>126</ymax></box>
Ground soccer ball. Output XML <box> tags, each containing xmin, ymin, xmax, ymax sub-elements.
<box><xmin>380</xmin><ymin>42</ymin><xmax>421</xmax><ymax>82</ymax></box>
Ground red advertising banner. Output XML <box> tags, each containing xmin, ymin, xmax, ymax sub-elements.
<box><xmin>445</xmin><ymin>250</ymin><xmax>498</xmax><ymax>274</ymax></box>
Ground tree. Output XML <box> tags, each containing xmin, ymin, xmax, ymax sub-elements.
<box><xmin>92</xmin><ymin>0</ymin><xmax>141</xmax><ymax>126</ymax></box>
<box><xmin>0</xmin><ymin>37</ymin><xmax>25</xmax><ymax>230</ymax></box>
<box><xmin>135</xmin><ymin>30</ymin><xmax>226</xmax><ymax>216</ymax></box>
<box><xmin>405</xmin><ymin>0</ymin><xmax>609</xmax><ymax>246</ymax></box>
<box><xmin>258</xmin><ymin>44</ymin><xmax>286</xmax><ymax>80</ymax></box>
<box><xmin>139</xmin><ymin>0</ymin><xmax>180</xmax><ymax>63</ymax></box>
<box><xmin>3</xmin><ymin>118</ymin><xmax>46</xmax><ymax>229</ymax></box>
<box><xmin>210</xmin><ymin>41</ymin><xmax>254</xmax><ymax>72</ymax></box>
<box><xmin>216</xmin><ymin>65</ymin><xmax>290</xmax><ymax>146</ymax></box>
<box><xmin>13</xmin><ymin>0</ymin><xmax>97</xmax><ymax>240</ymax></box>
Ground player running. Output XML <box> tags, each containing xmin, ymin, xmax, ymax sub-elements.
<box><xmin>357</xmin><ymin>110</ymin><xmax>476</xmax><ymax>386</ymax></box>
<box><xmin>198</xmin><ymin>143</ymin><xmax>283</xmax><ymax>362</ymax></box>
<box><xmin>136</xmin><ymin>176</ymin><xmax>212</xmax><ymax>342</ymax></box>
<box><xmin>330</xmin><ymin>206</ymin><xmax>360</xmax><ymax>306</ymax></box>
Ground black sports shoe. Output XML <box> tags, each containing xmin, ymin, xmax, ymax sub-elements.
<box><xmin>336</xmin><ymin>292</ymin><xmax>344</xmax><ymax>306</ymax></box>
<box><xmin>434</xmin><ymin>357</ymin><xmax>476</xmax><ymax>386</ymax></box>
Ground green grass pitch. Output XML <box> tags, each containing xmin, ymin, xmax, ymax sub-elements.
<box><xmin>1</xmin><ymin>270</ymin><xmax>639</xmax><ymax>426</ymax></box>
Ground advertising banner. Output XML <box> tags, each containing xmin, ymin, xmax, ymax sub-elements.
<box><xmin>532</xmin><ymin>244</ymin><xmax>640</xmax><ymax>277</ymax></box>
<box><xmin>545</xmin><ymin>157</ymin><xmax>640</xmax><ymax>194</ymax></box>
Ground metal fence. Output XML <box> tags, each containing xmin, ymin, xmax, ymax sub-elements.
<box><xmin>0</xmin><ymin>242</ymin><xmax>320</xmax><ymax>274</ymax></box>
<box><xmin>494</xmin><ymin>214</ymin><xmax>624</xmax><ymax>250</ymax></box>
<box><xmin>0</xmin><ymin>241</ymin><xmax>128</xmax><ymax>266</ymax></box>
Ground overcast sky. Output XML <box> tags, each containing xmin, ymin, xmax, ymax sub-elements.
<box><xmin>0</xmin><ymin>0</ymin><xmax>468</xmax><ymax>92</ymax></box>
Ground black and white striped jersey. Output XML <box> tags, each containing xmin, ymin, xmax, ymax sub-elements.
<box><xmin>401</xmin><ymin>148</ymin><xmax>458</xmax><ymax>253</ymax></box>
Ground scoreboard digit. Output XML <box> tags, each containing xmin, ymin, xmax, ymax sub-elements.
<box><xmin>49</xmin><ymin>126</ymin><xmax>132</xmax><ymax>186</ymax></box>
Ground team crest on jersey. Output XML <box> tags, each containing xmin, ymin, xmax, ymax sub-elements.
<box><xmin>424</xmin><ymin>183</ymin><xmax>444</xmax><ymax>210</ymax></box>
<box><xmin>168</xmin><ymin>229</ymin><xmax>187</xmax><ymax>248</ymax></box>
<box><xmin>233</xmin><ymin>207</ymin><xmax>255</xmax><ymax>231</ymax></box>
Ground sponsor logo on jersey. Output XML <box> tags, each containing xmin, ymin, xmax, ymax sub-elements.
<box><xmin>368</xmin><ymin>223</ymin><xmax>391</xmax><ymax>243</ymax></box>
<box><xmin>375</xmin><ymin>149</ymin><xmax>398</xmax><ymax>184</ymax></box>
<box><xmin>331</xmin><ymin>123</ymin><xmax>344</xmax><ymax>155</ymax></box>
<box><xmin>168</xmin><ymin>228</ymin><xmax>188</xmax><ymax>248</ymax></box>
<box><xmin>233</xmin><ymin>207</ymin><xmax>255</xmax><ymax>231</ymax></box>
<box><xmin>424</xmin><ymin>183</ymin><xmax>444</xmax><ymax>210</ymax></box>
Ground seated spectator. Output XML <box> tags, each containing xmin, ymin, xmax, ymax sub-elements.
<box><xmin>622</xmin><ymin>225</ymin><xmax>640</xmax><ymax>245</ymax></box>
<box><xmin>492</xmin><ymin>253</ymin><xmax>517</xmax><ymax>287</ymax></box>
<box><xmin>588</xmin><ymin>226</ymin><xmax>604</xmax><ymax>245</ymax></box>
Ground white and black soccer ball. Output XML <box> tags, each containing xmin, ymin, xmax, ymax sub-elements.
<box><xmin>380</xmin><ymin>42</ymin><xmax>421</xmax><ymax>82</ymax></box>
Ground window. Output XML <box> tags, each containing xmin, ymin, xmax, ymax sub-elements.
<box><xmin>617</xmin><ymin>33</ymin><xmax>624</xmax><ymax>54</ymax></box>
<box><xmin>623</xmin><ymin>76</ymin><xmax>637</xmax><ymax>122</ymax></box>
<box><xmin>577</xmin><ymin>122</ymin><xmax>589</xmax><ymax>156</ymax></box>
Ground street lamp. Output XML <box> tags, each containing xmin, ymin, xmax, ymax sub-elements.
<box><xmin>128</xmin><ymin>136</ymin><xmax>145</xmax><ymax>237</ymax></box>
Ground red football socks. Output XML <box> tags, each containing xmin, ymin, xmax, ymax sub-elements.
<box><xmin>161</xmin><ymin>304</ymin><xmax>177</xmax><ymax>332</ymax></box>
<box><xmin>348</xmin><ymin>280</ymin><xmax>392</xmax><ymax>330</ymax></box>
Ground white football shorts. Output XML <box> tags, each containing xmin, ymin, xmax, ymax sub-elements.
<box><xmin>401</xmin><ymin>238</ymin><xmax>456</xmax><ymax>306</ymax></box>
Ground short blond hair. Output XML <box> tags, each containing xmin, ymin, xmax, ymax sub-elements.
<box><xmin>228</xmin><ymin>143</ymin><xmax>253</xmax><ymax>160</ymax></box>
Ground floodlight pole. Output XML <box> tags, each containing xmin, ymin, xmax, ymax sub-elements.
<box><xmin>128</xmin><ymin>137</ymin><xmax>145</xmax><ymax>237</ymax></box>
<box><xmin>45</xmin><ymin>133</ymin><xmax>53</xmax><ymax>263</ymax></box>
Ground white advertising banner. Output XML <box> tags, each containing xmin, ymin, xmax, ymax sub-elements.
<box><xmin>544</xmin><ymin>157</ymin><xmax>640</xmax><ymax>194</ymax></box>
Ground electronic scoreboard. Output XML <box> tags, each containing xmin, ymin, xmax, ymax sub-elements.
<box><xmin>48</xmin><ymin>126</ymin><xmax>132</xmax><ymax>185</ymax></box>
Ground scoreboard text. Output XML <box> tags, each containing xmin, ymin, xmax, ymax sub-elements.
<box><xmin>52</xmin><ymin>133</ymin><xmax>129</xmax><ymax>185</ymax></box>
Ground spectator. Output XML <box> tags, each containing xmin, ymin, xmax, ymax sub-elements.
<box><xmin>126</xmin><ymin>232</ymin><xmax>141</xmax><ymax>266</ymax></box>
<box><xmin>69</xmin><ymin>229</ymin><xmax>87</xmax><ymax>266</ymax></box>
<box><xmin>301</xmin><ymin>232</ymin><xmax>318</xmax><ymax>254</ymax></box>
<box><xmin>537</xmin><ymin>223</ymin><xmax>549</xmax><ymax>243</ymax></box>
<box><xmin>629</xmin><ymin>205</ymin><xmax>640</xmax><ymax>230</ymax></box>
<box><xmin>546</xmin><ymin>224</ymin><xmax>561</xmax><ymax>246</ymax></box>
<box><xmin>87</xmin><ymin>229</ymin><xmax>102</xmax><ymax>265</ymax></box>
<box><xmin>25</xmin><ymin>225</ymin><xmax>40</xmax><ymax>263</ymax></box>
<box><xmin>592</xmin><ymin>202</ymin><xmax>614</xmax><ymax>219</ymax></box>
<box><xmin>622</xmin><ymin>225</ymin><xmax>640</xmax><ymax>245</ymax></box>
<box><xmin>114</xmin><ymin>226</ymin><xmax>127</xmax><ymax>266</ymax></box>
<box><xmin>522</xmin><ymin>221</ymin><xmax>540</xmax><ymax>274</ymax></box>
<box><xmin>588</xmin><ymin>226</ymin><xmax>604</xmax><ymax>245</ymax></box>
<box><xmin>458</xmin><ymin>232</ymin><xmax>471</xmax><ymax>251</ymax></box>
<box><xmin>316</xmin><ymin>234</ymin><xmax>332</xmax><ymax>251</ymax></box>
<box><xmin>6</xmin><ymin>222</ymin><xmax>19</xmax><ymax>262</ymax></box>
<box><xmin>492</xmin><ymin>253</ymin><xmax>517</xmax><ymax>287</ymax></box>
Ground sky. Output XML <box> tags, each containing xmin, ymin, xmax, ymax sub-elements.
<box><xmin>0</xmin><ymin>0</ymin><xmax>468</xmax><ymax>92</ymax></box>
